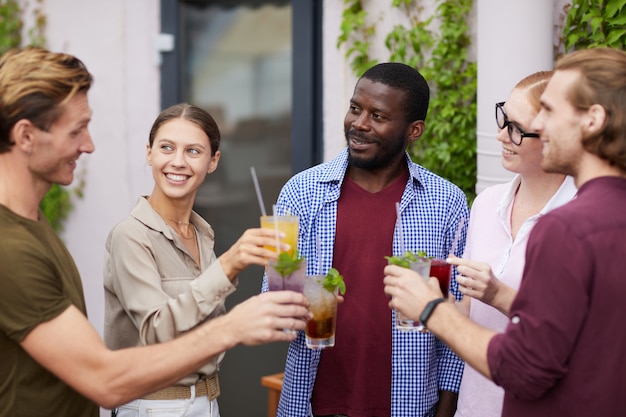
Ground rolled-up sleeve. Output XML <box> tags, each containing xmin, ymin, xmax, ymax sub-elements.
<box><xmin>487</xmin><ymin>215</ymin><xmax>590</xmax><ymax>400</ymax></box>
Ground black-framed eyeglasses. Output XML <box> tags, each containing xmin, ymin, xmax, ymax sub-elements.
<box><xmin>495</xmin><ymin>102</ymin><xmax>540</xmax><ymax>146</ymax></box>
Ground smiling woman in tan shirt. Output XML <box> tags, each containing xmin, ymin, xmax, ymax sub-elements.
<box><xmin>103</xmin><ymin>103</ymin><xmax>290</xmax><ymax>417</ymax></box>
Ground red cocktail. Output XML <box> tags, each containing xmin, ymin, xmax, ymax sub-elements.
<box><xmin>430</xmin><ymin>259</ymin><xmax>451</xmax><ymax>298</ymax></box>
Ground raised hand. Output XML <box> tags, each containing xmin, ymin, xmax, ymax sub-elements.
<box><xmin>383</xmin><ymin>264</ymin><xmax>442</xmax><ymax>321</ymax></box>
<box><xmin>447</xmin><ymin>255</ymin><xmax>516</xmax><ymax>316</ymax></box>
<box><xmin>218</xmin><ymin>291</ymin><xmax>311</xmax><ymax>345</ymax></box>
<box><xmin>218</xmin><ymin>228</ymin><xmax>290</xmax><ymax>279</ymax></box>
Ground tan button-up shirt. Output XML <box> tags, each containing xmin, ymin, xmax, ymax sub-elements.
<box><xmin>104</xmin><ymin>197</ymin><xmax>236</xmax><ymax>385</ymax></box>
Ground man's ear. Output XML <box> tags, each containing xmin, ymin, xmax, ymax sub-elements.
<box><xmin>584</xmin><ymin>104</ymin><xmax>607</xmax><ymax>135</ymax></box>
<box><xmin>407</xmin><ymin>120</ymin><xmax>425</xmax><ymax>145</ymax></box>
<box><xmin>12</xmin><ymin>119</ymin><xmax>36</xmax><ymax>155</ymax></box>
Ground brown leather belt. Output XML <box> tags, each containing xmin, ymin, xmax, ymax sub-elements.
<box><xmin>142</xmin><ymin>374</ymin><xmax>220</xmax><ymax>401</ymax></box>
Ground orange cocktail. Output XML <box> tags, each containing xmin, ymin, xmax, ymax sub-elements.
<box><xmin>260</xmin><ymin>215</ymin><xmax>299</xmax><ymax>256</ymax></box>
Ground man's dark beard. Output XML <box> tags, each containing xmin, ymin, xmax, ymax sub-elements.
<box><xmin>348</xmin><ymin>151</ymin><xmax>395</xmax><ymax>170</ymax></box>
<box><xmin>346</xmin><ymin>129</ymin><xmax>407</xmax><ymax>171</ymax></box>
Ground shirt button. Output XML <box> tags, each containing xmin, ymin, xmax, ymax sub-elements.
<box><xmin>511</xmin><ymin>316</ymin><xmax>520</xmax><ymax>324</ymax></box>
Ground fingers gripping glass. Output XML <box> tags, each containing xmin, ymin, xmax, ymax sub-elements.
<box><xmin>495</xmin><ymin>102</ymin><xmax>539</xmax><ymax>145</ymax></box>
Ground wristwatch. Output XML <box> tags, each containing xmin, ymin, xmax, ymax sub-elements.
<box><xmin>419</xmin><ymin>298</ymin><xmax>446</xmax><ymax>328</ymax></box>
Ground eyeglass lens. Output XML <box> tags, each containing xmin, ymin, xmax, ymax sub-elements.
<box><xmin>495</xmin><ymin>102</ymin><xmax>536</xmax><ymax>145</ymax></box>
<box><xmin>496</xmin><ymin>103</ymin><xmax>507</xmax><ymax>129</ymax></box>
<box><xmin>507</xmin><ymin>124</ymin><xmax>523</xmax><ymax>145</ymax></box>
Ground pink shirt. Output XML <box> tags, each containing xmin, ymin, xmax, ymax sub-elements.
<box><xmin>455</xmin><ymin>175</ymin><xmax>577</xmax><ymax>417</ymax></box>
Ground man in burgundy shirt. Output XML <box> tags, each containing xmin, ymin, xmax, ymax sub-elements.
<box><xmin>384</xmin><ymin>47</ymin><xmax>626</xmax><ymax>417</ymax></box>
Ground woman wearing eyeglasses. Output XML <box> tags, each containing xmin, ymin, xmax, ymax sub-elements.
<box><xmin>449</xmin><ymin>71</ymin><xmax>578</xmax><ymax>417</ymax></box>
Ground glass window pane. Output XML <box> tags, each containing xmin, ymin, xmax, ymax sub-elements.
<box><xmin>181</xmin><ymin>2</ymin><xmax>292</xmax><ymax>415</ymax></box>
<box><xmin>183</xmin><ymin>2</ymin><xmax>292</xmax><ymax>251</ymax></box>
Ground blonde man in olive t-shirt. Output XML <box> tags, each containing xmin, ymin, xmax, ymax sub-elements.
<box><xmin>0</xmin><ymin>47</ymin><xmax>309</xmax><ymax>417</ymax></box>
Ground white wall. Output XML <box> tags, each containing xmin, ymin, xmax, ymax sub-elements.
<box><xmin>322</xmin><ymin>0</ymin><xmax>350</xmax><ymax>161</ymax></box>
<box><xmin>32</xmin><ymin>0</ymin><xmax>160</xmax><ymax>336</ymax></box>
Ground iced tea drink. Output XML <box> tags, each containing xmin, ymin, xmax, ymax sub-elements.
<box><xmin>304</xmin><ymin>275</ymin><xmax>338</xmax><ymax>349</ymax></box>
<box><xmin>260</xmin><ymin>215</ymin><xmax>299</xmax><ymax>256</ymax></box>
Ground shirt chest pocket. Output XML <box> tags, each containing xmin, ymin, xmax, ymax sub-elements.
<box><xmin>160</xmin><ymin>275</ymin><xmax>195</xmax><ymax>298</ymax></box>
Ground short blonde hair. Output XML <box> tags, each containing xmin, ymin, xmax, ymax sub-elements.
<box><xmin>555</xmin><ymin>47</ymin><xmax>626</xmax><ymax>174</ymax></box>
<box><xmin>0</xmin><ymin>47</ymin><xmax>93</xmax><ymax>153</ymax></box>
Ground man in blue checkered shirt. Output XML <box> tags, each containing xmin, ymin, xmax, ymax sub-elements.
<box><xmin>264</xmin><ymin>62</ymin><xmax>470</xmax><ymax>417</ymax></box>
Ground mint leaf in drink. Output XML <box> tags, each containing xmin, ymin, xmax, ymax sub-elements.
<box><xmin>322</xmin><ymin>267</ymin><xmax>346</xmax><ymax>295</ymax></box>
<box><xmin>385</xmin><ymin>250</ymin><xmax>431</xmax><ymax>268</ymax></box>
<box><xmin>274</xmin><ymin>250</ymin><xmax>305</xmax><ymax>277</ymax></box>
<box><xmin>385</xmin><ymin>255</ymin><xmax>411</xmax><ymax>268</ymax></box>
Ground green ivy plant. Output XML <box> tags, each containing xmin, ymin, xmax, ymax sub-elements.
<box><xmin>0</xmin><ymin>0</ymin><xmax>78</xmax><ymax>231</ymax></box>
<box><xmin>337</xmin><ymin>0</ymin><xmax>377</xmax><ymax>75</ymax></box>
<box><xmin>338</xmin><ymin>0</ymin><xmax>477</xmax><ymax>203</ymax></box>
<box><xmin>0</xmin><ymin>0</ymin><xmax>22</xmax><ymax>52</ymax></box>
<box><xmin>561</xmin><ymin>0</ymin><xmax>626</xmax><ymax>52</ymax></box>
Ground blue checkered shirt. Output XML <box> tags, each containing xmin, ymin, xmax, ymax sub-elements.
<box><xmin>262</xmin><ymin>148</ymin><xmax>469</xmax><ymax>417</ymax></box>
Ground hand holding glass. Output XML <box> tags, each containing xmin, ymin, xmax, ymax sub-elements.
<box><xmin>260</xmin><ymin>215</ymin><xmax>299</xmax><ymax>256</ymax></box>
<box><xmin>395</xmin><ymin>258</ymin><xmax>432</xmax><ymax>331</ymax></box>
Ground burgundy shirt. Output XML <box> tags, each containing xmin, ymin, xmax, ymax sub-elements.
<box><xmin>311</xmin><ymin>170</ymin><xmax>408</xmax><ymax>417</ymax></box>
<box><xmin>487</xmin><ymin>176</ymin><xmax>626</xmax><ymax>416</ymax></box>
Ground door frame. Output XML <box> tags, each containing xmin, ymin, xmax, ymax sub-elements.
<box><xmin>159</xmin><ymin>0</ymin><xmax>323</xmax><ymax>172</ymax></box>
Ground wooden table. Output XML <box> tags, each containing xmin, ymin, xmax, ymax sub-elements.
<box><xmin>260</xmin><ymin>372</ymin><xmax>284</xmax><ymax>417</ymax></box>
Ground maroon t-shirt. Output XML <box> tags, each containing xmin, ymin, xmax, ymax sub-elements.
<box><xmin>311</xmin><ymin>170</ymin><xmax>408</xmax><ymax>417</ymax></box>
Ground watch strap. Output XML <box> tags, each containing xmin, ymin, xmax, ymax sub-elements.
<box><xmin>419</xmin><ymin>298</ymin><xmax>446</xmax><ymax>328</ymax></box>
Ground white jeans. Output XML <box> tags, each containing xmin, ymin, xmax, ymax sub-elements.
<box><xmin>114</xmin><ymin>386</ymin><xmax>220</xmax><ymax>417</ymax></box>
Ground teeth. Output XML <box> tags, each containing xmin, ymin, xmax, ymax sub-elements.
<box><xmin>503</xmin><ymin>148</ymin><xmax>516</xmax><ymax>155</ymax></box>
<box><xmin>166</xmin><ymin>173</ymin><xmax>187</xmax><ymax>181</ymax></box>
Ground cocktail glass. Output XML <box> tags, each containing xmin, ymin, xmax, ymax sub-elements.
<box><xmin>266</xmin><ymin>258</ymin><xmax>307</xmax><ymax>292</ymax></box>
<box><xmin>266</xmin><ymin>257</ymin><xmax>307</xmax><ymax>335</ymax></box>
<box><xmin>260</xmin><ymin>215</ymin><xmax>299</xmax><ymax>256</ymax></box>
<box><xmin>304</xmin><ymin>275</ymin><xmax>338</xmax><ymax>349</ymax></box>
<box><xmin>396</xmin><ymin>258</ymin><xmax>431</xmax><ymax>332</ymax></box>
<box><xmin>429</xmin><ymin>258</ymin><xmax>452</xmax><ymax>298</ymax></box>
<box><xmin>411</xmin><ymin>259</ymin><xmax>451</xmax><ymax>333</ymax></box>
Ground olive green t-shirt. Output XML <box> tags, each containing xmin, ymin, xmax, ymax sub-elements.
<box><xmin>0</xmin><ymin>205</ymin><xmax>98</xmax><ymax>417</ymax></box>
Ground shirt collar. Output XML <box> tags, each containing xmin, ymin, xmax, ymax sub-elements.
<box><xmin>497</xmin><ymin>175</ymin><xmax>578</xmax><ymax>222</ymax></box>
<box><xmin>541</xmin><ymin>176</ymin><xmax>578</xmax><ymax>214</ymax></box>
<box><xmin>131</xmin><ymin>196</ymin><xmax>215</xmax><ymax>240</ymax></box>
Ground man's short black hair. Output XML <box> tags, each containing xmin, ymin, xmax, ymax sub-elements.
<box><xmin>361</xmin><ymin>62</ymin><xmax>430</xmax><ymax>123</ymax></box>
